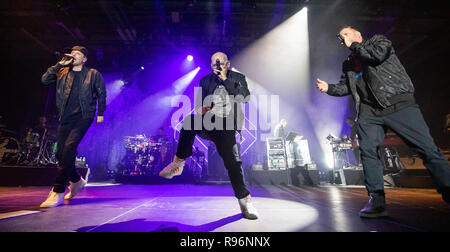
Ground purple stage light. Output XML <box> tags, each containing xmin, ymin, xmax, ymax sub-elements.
<box><xmin>187</xmin><ymin>55</ymin><xmax>193</xmax><ymax>62</ymax></box>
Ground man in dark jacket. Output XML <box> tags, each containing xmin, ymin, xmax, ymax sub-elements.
<box><xmin>40</xmin><ymin>46</ymin><xmax>106</xmax><ymax>208</ymax></box>
<box><xmin>317</xmin><ymin>27</ymin><xmax>450</xmax><ymax>218</ymax></box>
<box><xmin>159</xmin><ymin>52</ymin><xmax>258</xmax><ymax>220</ymax></box>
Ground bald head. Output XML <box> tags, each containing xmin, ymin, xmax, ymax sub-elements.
<box><xmin>212</xmin><ymin>52</ymin><xmax>228</xmax><ymax>63</ymax></box>
<box><xmin>211</xmin><ymin>52</ymin><xmax>230</xmax><ymax>72</ymax></box>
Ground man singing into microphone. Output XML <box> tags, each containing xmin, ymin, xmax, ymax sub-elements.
<box><xmin>159</xmin><ymin>52</ymin><xmax>258</xmax><ymax>219</ymax></box>
<box><xmin>316</xmin><ymin>26</ymin><xmax>450</xmax><ymax>218</ymax></box>
<box><xmin>40</xmin><ymin>46</ymin><xmax>106</xmax><ymax>208</ymax></box>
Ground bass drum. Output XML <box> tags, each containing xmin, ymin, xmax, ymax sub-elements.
<box><xmin>0</xmin><ymin>137</ymin><xmax>21</xmax><ymax>164</ymax></box>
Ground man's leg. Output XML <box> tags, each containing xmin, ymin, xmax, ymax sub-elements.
<box><xmin>54</xmin><ymin>118</ymin><xmax>92</xmax><ymax>192</ymax></box>
<box><xmin>53</xmin><ymin>122</ymin><xmax>74</xmax><ymax>193</ymax></box>
<box><xmin>384</xmin><ymin>105</ymin><xmax>450</xmax><ymax>202</ymax></box>
<box><xmin>41</xmin><ymin>118</ymin><xmax>92</xmax><ymax>207</ymax></box>
<box><xmin>357</xmin><ymin>115</ymin><xmax>389</xmax><ymax>218</ymax></box>
<box><xmin>209</xmin><ymin>130</ymin><xmax>257</xmax><ymax>219</ymax></box>
<box><xmin>160</xmin><ymin>114</ymin><xmax>201</xmax><ymax>178</ymax></box>
<box><xmin>357</xmin><ymin>116</ymin><xmax>386</xmax><ymax>194</ymax></box>
<box><xmin>175</xmin><ymin>114</ymin><xmax>202</xmax><ymax>160</ymax></box>
<box><xmin>210</xmin><ymin>130</ymin><xmax>249</xmax><ymax>199</ymax></box>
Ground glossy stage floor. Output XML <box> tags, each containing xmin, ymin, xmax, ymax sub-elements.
<box><xmin>0</xmin><ymin>182</ymin><xmax>449</xmax><ymax>232</ymax></box>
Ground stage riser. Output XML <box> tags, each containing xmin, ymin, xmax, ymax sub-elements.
<box><xmin>247</xmin><ymin>167</ymin><xmax>319</xmax><ymax>186</ymax></box>
<box><xmin>0</xmin><ymin>166</ymin><xmax>89</xmax><ymax>186</ymax></box>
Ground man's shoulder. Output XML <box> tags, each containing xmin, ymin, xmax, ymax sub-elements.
<box><xmin>199</xmin><ymin>73</ymin><xmax>214</xmax><ymax>86</ymax></box>
<box><xmin>230</xmin><ymin>70</ymin><xmax>245</xmax><ymax>79</ymax></box>
<box><xmin>200</xmin><ymin>73</ymin><xmax>214</xmax><ymax>81</ymax></box>
<box><xmin>368</xmin><ymin>34</ymin><xmax>390</xmax><ymax>43</ymax></box>
<box><xmin>87</xmin><ymin>68</ymin><xmax>101</xmax><ymax>74</ymax></box>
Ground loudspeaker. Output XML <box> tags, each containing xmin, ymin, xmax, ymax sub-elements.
<box><xmin>392</xmin><ymin>169</ymin><xmax>436</xmax><ymax>188</ymax></box>
<box><xmin>399</xmin><ymin>157</ymin><xmax>425</xmax><ymax>170</ymax></box>
<box><xmin>290</xmin><ymin>165</ymin><xmax>319</xmax><ymax>186</ymax></box>
<box><xmin>247</xmin><ymin>169</ymin><xmax>289</xmax><ymax>186</ymax></box>
<box><xmin>343</xmin><ymin>168</ymin><xmax>365</xmax><ymax>185</ymax></box>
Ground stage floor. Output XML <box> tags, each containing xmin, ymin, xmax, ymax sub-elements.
<box><xmin>0</xmin><ymin>183</ymin><xmax>449</xmax><ymax>232</ymax></box>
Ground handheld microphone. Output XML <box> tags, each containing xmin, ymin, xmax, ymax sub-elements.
<box><xmin>215</xmin><ymin>58</ymin><xmax>222</xmax><ymax>71</ymax></box>
<box><xmin>336</xmin><ymin>34</ymin><xmax>344</xmax><ymax>44</ymax></box>
<box><xmin>63</xmin><ymin>53</ymin><xmax>74</xmax><ymax>60</ymax></box>
<box><xmin>58</xmin><ymin>53</ymin><xmax>74</xmax><ymax>66</ymax></box>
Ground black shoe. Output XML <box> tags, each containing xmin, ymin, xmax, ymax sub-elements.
<box><xmin>359</xmin><ymin>192</ymin><xmax>388</xmax><ymax>218</ymax></box>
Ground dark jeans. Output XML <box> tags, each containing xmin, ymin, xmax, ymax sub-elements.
<box><xmin>176</xmin><ymin>114</ymin><xmax>250</xmax><ymax>199</ymax></box>
<box><xmin>357</xmin><ymin>104</ymin><xmax>450</xmax><ymax>194</ymax></box>
<box><xmin>53</xmin><ymin>118</ymin><xmax>92</xmax><ymax>193</ymax></box>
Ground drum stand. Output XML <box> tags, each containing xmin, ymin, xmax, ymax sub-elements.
<box><xmin>331</xmin><ymin>143</ymin><xmax>352</xmax><ymax>185</ymax></box>
<box><xmin>31</xmin><ymin>129</ymin><xmax>47</xmax><ymax>165</ymax></box>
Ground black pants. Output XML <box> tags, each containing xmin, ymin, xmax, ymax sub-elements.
<box><xmin>53</xmin><ymin>118</ymin><xmax>92</xmax><ymax>193</ymax></box>
<box><xmin>357</xmin><ymin>104</ymin><xmax>450</xmax><ymax>194</ymax></box>
<box><xmin>176</xmin><ymin>114</ymin><xmax>250</xmax><ymax>199</ymax></box>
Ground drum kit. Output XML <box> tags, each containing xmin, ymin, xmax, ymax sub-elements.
<box><xmin>0</xmin><ymin>122</ymin><xmax>58</xmax><ymax>166</ymax></box>
<box><xmin>121</xmin><ymin>134</ymin><xmax>174</xmax><ymax>176</ymax></box>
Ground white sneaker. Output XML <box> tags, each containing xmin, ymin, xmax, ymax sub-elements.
<box><xmin>40</xmin><ymin>190</ymin><xmax>64</xmax><ymax>208</ymax></box>
<box><xmin>238</xmin><ymin>195</ymin><xmax>259</xmax><ymax>220</ymax></box>
<box><xmin>159</xmin><ymin>158</ymin><xmax>185</xmax><ymax>179</ymax></box>
<box><xmin>64</xmin><ymin>177</ymin><xmax>87</xmax><ymax>200</ymax></box>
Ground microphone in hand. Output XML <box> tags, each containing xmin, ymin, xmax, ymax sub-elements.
<box><xmin>58</xmin><ymin>54</ymin><xmax>74</xmax><ymax>66</ymax></box>
<box><xmin>215</xmin><ymin>58</ymin><xmax>222</xmax><ymax>71</ymax></box>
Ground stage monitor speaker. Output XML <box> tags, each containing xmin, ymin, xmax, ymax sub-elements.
<box><xmin>247</xmin><ymin>170</ymin><xmax>289</xmax><ymax>186</ymax></box>
<box><xmin>343</xmin><ymin>168</ymin><xmax>365</xmax><ymax>185</ymax></box>
<box><xmin>290</xmin><ymin>165</ymin><xmax>319</xmax><ymax>186</ymax></box>
<box><xmin>399</xmin><ymin>157</ymin><xmax>425</xmax><ymax>170</ymax></box>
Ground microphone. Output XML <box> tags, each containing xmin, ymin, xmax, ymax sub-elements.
<box><xmin>215</xmin><ymin>58</ymin><xmax>222</xmax><ymax>71</ymax></box>
<box><xmin>63</xmin><ymin>53</ymin><xmax>74</xmax><ymax>60</ymax></box>
<box><xmin>58</xmin><ymin>53</ymin><xmax>74</xmax><ymax>66</ymax></box>
<box><xmin>336</xmin><ymin>34</ymin><xmax>344</xmax><ymax>44</ymax></box>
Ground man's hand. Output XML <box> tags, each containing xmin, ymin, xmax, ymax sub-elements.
<box><xmin>214</xmin><ymin>68</ymin><xmax>227</xmax><ymax>81</ymax></box>
<box><xmin>196</xmin><ymin>106</ymin><xmax>211</xmax><ymax>115</ymax></box>
<box><xmin>343</xmin><ymin>36</ymin><xmax>353</xmax><ymax>47</ymax></box>
<box><xmin>316</xmin><ymin>78</ymin><xmax>329</xmax><ymax>93</ymax></box>
<box><xmin>341</xmin><ymin>32</ymin><xmax>362</xmax><ymax>48</ymax></box>
<box><xmin>96</xmin><ymin>116</ymin><xmax>104</xmax><ymax>124</ymax></box>
<box><xmin>58</xmin><ymin>54</ymin><xmax>74</xmax><ymax>66</ymax></box>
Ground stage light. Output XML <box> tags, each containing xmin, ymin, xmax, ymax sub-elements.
<box><xmin>187</xmin><ymin>55</ymin><xmax>194</xmax><ymax>62</ymax></box>
<box><xmin>325</xmin><ymin>148</ymin><xmax>334</xmax><ymax>170</ymax></box>
<box><xmin>231</xmin><ymin>7</ymin><xmax>310</xmax><ymax>141</ymax></box>
<box><xmin>173</xmin><ymin>66</ymin><xmax>201</xmax><ymax>94</ymax></box>
<box><xmin>140</xmin><ymin>66</ymin><xmax>145</xmax><ymax>70</ymax></box>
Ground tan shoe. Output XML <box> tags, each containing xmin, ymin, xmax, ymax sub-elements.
<box><xmin>159</xmin><ymin>158</ymin><xmax>185</xmax><ymax>179</ymax></box>
<box><xmin>40</xmin><ymin>190</ymin><xmax>64</xmax><ymax>208</ymax></box>
<box><xmin>64</xmin><ymin>178</ymin><xmax>87</xmax><ymax>200</ymax></box>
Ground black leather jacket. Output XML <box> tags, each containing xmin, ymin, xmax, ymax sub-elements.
<box><xmin>41</xmin><ymin>63</ymin><xmax>106</xmax><ymax>120</ymax></box>
<box><xmin>327</xmin><ymin>34</ymin><xmax>415</xmax><ymax>117</ymax></box>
